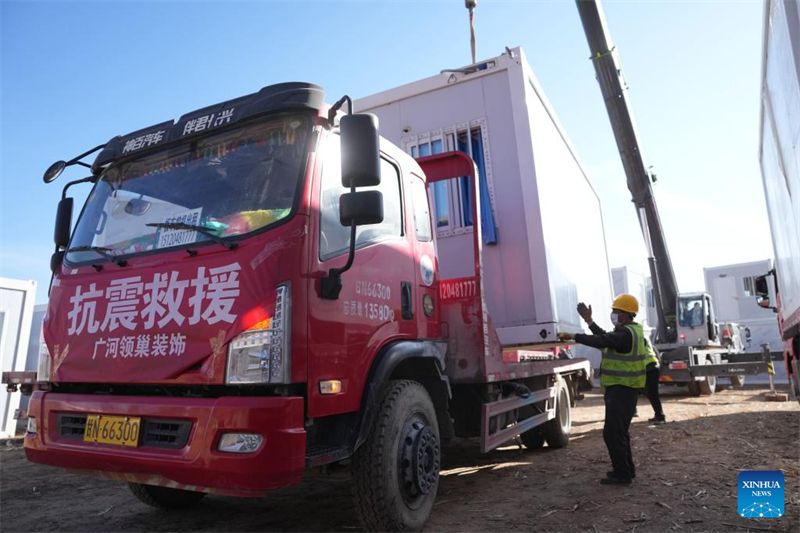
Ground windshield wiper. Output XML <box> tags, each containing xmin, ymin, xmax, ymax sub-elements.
<box><xmin>146</xmin><ymin>222</ymin><xmax>238</xmax><ymax>250</ymax></box>
<box><xmin>67</xmin><ymin>246</ymin><xmax>128</xmax><ymax>267</ymax></box>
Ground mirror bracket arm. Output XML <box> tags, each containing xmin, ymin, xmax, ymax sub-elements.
<box><xmin>320</xmin><ymin>222</ymin><xmax>357</xmax><ymax>300</ymax></box>
<box><xmin>61</xmin><ymin>176</ymin><xmax>95</xmax><ymax>200</ymax></box>
<box><xmin>327</xmin><ymin>95</ymin><xmax>353</xmax><ymax>128</ymax></box>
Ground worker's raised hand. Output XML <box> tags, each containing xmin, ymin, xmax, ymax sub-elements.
<box><xmin>577</xmin><ymin>302</ymin><xmax>593</xmax><ymax>324</ymax></box>
<box><xmin>557</xmin><ymin>332</ymin><xmax>575</xmax><ymax>341</ymax></box>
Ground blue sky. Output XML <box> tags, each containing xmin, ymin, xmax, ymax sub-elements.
<box><xmin>1</xmin><ymin>0</ymin><xmax>772</xmax><ymax>305</ymax></box>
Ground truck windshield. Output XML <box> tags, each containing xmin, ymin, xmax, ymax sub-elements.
<box><xmin>678</xmin><ymin>297</ymin><xmax>705</xmax><ymax>327</ymax></box>
<box><xmin>66</xmin><ymin>114</ymin><xmax>309</xmax><ymax>264</ymax></box>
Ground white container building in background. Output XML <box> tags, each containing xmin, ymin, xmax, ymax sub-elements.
<box><xmin>356</xmin><ymin>46</ymin><xmax>614</xmax><ymax>368</ymax></box>
<box><xmin>704</xmin><ymin>260</ymin><xmax>782</xmax><ymax>352</ymax></box>
<box><xmin>611</xmin><ymin>266</ymin><xmax>653</xmax><ymax>333</ymax></box>
<box><xmin>17</xmin><ymin>304</ymin><xmax>47</xmax><ymax>415</ymax></box>
<box><xmin>0</xmin><ymin>277</ymin><xmax>37</xmax><ymax>439</ymax></box>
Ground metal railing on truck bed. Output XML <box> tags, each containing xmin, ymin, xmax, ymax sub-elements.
<box><xmin>416</xmin><ymin>151</ymin><xmax>593</xmax><ymax>452</ymax></box>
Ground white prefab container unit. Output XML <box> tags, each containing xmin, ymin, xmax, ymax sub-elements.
<box><xmin>704</xmin><ymin>260</ymin><xmax>783</xmax><ymax>352</ymax></box>
<box><xmin>0</xmin><ymin>277</ymin><xmax>37</xmax><ymax>439</ymax></box>
<box><xmin>644</xmin><ymin>277</ymin><xmax>659</xmax><ymax>332</ymax></box>
<box><xmin>759</xmin><ymin>0</ymin><xmax>800</xmax><ymax>340</ymax></box>
<box><xmin>17</xmin><ymin>304</ymin><xmax>47</xmax><ymax>414</ymax></box>
<box><xmin>611</xmin><ymin>266</ymin><xmax>653</xmax><ymax>332</ymax></box>
<box><xmin>356</xmin><ymin>46</ymin><xmax>614</xmax><ymax>354</ymax></box>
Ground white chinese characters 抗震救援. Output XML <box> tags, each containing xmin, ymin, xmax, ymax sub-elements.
<box><xmin>65</xmin><ymin>263</ymin><xmax>242</xmax><ymax>341</ymax></box>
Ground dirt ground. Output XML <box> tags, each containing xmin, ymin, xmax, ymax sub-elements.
<box><xmin>2</xmin><ymin>386</ymin><xmax>798</xmax><ymax>533</ymax></box>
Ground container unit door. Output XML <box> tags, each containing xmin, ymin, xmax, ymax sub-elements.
<box><xmin>712</xmin><ymin>276</ymin><xmax>739</xmax><ymax>321</ymax></box>
<box><xmin>308</xmin><ymin>134</ymin><xmax>415</xmax><ymax>418</ymax></box>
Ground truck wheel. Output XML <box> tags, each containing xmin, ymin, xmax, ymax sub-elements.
<box><xmin>351</xmin><ymin>380</ymin><xmax>440</xmax><ymax>532</ymax></box>
<box><xmin>519</xmin><ymin>427</ymin><xmax>545</xmax><ymax>450</ymax></box>
<box><xmin>128</xmin><ymin>483</ymin><xmax>205</xmax><ymax>509</ymax></box>
<box><xmin>699</xmin><ymin>375</ymin><xmax>716</xmax><ymax>396</ymax></box>
<box><xmin>542</xmin><ymin>378</ymin><xmax>571</xmax><ymax>449</ymax></box>
<box><xmin>730</xmin><ymin>375</ymin><xmax>746</xmax><ymax>388</ymax></box>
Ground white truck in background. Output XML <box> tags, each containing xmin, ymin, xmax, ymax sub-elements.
<box><xmin>754</xmin><ymin>0</ymin><xmax>800</xmax><ymax>400</ymax></box>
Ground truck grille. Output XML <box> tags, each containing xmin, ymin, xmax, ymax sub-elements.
<box><xmin>141</xmin><ymin>419</ymin><xmax>192</xmax><ymax>449</ymax></box>
<box><xmin>56</xmin><ymin>414</ymin><xmax>191</xmax><ymax>449</ymax></box>
<box><xmin>57</xmin><ymin>414</ymin><xmax>88</xmax><ymax>440</ymax></box>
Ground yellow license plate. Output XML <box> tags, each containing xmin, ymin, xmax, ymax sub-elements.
<box><xmin>83</xmin><ymin>415</ymin><xmax>141</xmax><ymax>447</ymax></box>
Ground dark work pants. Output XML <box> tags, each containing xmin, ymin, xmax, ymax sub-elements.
<box><xmin>603</xmin><ymin>385</ymin><xmax>639</xmax><ymax>479</ymax></box>
<box><xmin>645</xmin><ymin>364</ymin><xmax>665</xmax><ymax>419</ymax></box>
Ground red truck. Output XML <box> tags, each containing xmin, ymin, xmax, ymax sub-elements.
<box><xmin>17</xmin><ymin>83</ymin><xmax>591</xmax><ymax>531</ymax></box>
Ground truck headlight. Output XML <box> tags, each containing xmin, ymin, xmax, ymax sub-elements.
<box><xmin>226</xmin><ymin>284</ymin><xmax>291</xmax><ymax>384</ymax></box>
<box><xmin>37</xmin><ymin>325</ymin><xmax>51</xmax><ymax>382</ymax></box>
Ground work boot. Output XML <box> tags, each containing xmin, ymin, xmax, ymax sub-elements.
<box><xmin>649</xmin><ymin>416</ymin><xmax>667</xmax><ymax>425</ymax></box>
<box><xmin>633</xmin><ymin>409</ymin><xmax>639</xmax><ymax>418</ymax></box>
<box><xmin>607</xmin><ymin>470</ymin><xmax>636</xmax><ymax>479</ymax></box>
<box><xmin>600</xmin><ymin>473</ymin><xmax>632</xmax><ymax>485</ymax></box>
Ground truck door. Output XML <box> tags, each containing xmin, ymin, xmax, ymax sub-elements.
<box><xmin>408</xmin><ymin>172</ymin><xmax>440</xmax><ymax>339</ymax></box>
<box><xmin>307</xmin><ymin>132</ymin><xmax>416</xmax><ymax>418</ymax></box>
<box><xmin>706</xmin><ymin>294</ymin><xmax>719</xmax><ymax>343</ymax></box>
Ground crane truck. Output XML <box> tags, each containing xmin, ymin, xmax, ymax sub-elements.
<box><xmin>753</xmin><ymin>0</ymin><xmax>800</xmax><ymax>401</ymax></box>
<box><xmin>3</xmin><ymin>81</ymin><xmax>595</xmax><ymax>531</ymax></box>
<box><xmin>575</xmin><ymin>0</ymin><xmax>770</xmax><ymax>395</ymax></box>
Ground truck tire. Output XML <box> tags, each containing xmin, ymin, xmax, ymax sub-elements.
<box><xmin>730</xmin><ymin>375</ymin><xmax>746</xmax><ymax>388</ymax></box>
<box><xmin>542</xmin><ymin>378</ymin><xmax>571</xmax><ymax>449</ymax></box>
<box><xmin>351</xmin><ymin>380</ymin><xmax>440</xmax><ymax>532</ymax></box>
<box><xmin>519</xmin><ymin>427</ymin><xmax>545</xmax><ymax>450</ymax></box>
<box><xmin>687</xmin><ymin>381</ymin><xmax>701</xmax><ymax>396</ymax></box>
<box><xmin>699</xmin><ymin>375</ymin><xmax>716</xmax><ymax>396</ymax></box>
<box><xmin>128</xmin><ymin>483</ymin><xmax>205</xmax><ymax>509</ymax></box>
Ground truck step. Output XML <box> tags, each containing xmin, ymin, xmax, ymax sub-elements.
<box><xmin>305</xmin><ymin>445</ymin><xmax>350</xmax><ymax>468</ymax></box>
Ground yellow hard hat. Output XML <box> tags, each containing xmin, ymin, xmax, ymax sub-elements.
<box><xmin>612</xmin><ymin>294</ymin><xmax>639</xmax><ymax>314</ymax></box>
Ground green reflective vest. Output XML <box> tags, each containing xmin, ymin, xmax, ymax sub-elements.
<box><xmin>644</xmin><ymin>338</ymin><xmax>659</xmax><ymax>367</ymax></box>
<box><xmin>600</xmin><ymin>323</ymin><xmax>652</xmax><ymax>389</ymax></box>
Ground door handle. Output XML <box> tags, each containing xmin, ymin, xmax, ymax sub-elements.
<box><xmin>401</xmin><ymin>281</ymin><xmax>413</xmax><ymax>320</ymax></box>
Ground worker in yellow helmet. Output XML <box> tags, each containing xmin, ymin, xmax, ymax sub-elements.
<box><xmin>558</xmin><ymin>294</ymin><xmax>653</xmax><ymax>485</ymax></box>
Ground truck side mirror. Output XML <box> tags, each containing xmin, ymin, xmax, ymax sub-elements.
<box><xmin>340</xmin><ymin>114</ymin><xmax>380</xmax><ymax>188</ymax></box>
<box><xmin>50</xmin><ymin>250</ymin><xmax>65</xmax><ymax>273</ymax></box>
<box><xmin>754</xmin><ymin>275</ymin><xmax>769</xmax><ymax>297</ymax></box>
<box><xmin>54</xmin><ymin>197</ymin><xmax>74</xmax><ymax>248</ymax></box>
<box><xmin>340</xmin><ymin>191</ymin><xmax>384</xmax><ymax>227</ymax></box>
<box><xmin>43</xmin><ymin>160</ymin><xmax>67</xmax><ymax>183</ymax></box>
<box><xmin>757</xmin><ymin>295</ymin><xmax>772</xmax><ymax>309</ymax></box>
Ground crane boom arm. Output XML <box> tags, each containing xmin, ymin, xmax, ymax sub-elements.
<box><xmin>575</xmin><ymin>0</ymin><xmax>679</xmax><ymax>342</ymax></box>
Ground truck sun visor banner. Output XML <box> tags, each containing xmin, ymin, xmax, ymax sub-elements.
<box><xmin>92</xmin><ymin>82</ymin><xmax>324</xmax><ymax>173</ymax></box>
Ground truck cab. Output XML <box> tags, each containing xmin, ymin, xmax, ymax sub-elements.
<box><xmin>675</xmin><ymin>292</ymin><xmax>720</xmax><ymax>348</ymax></box>
<box><xmin>659</xmin><ymin>290</ymin><xmax>765</xmax><ymax>395</ymax></box>
<box><xmin>30</xmin><ymin>82</ymin><xmax>440</xmax><ymax>488</ymax></box>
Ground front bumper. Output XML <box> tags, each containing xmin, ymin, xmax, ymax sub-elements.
<box><xmin>24</xmin><ymin>391</ymin><xmax>306</xmax><ymax>496</ymax></box>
